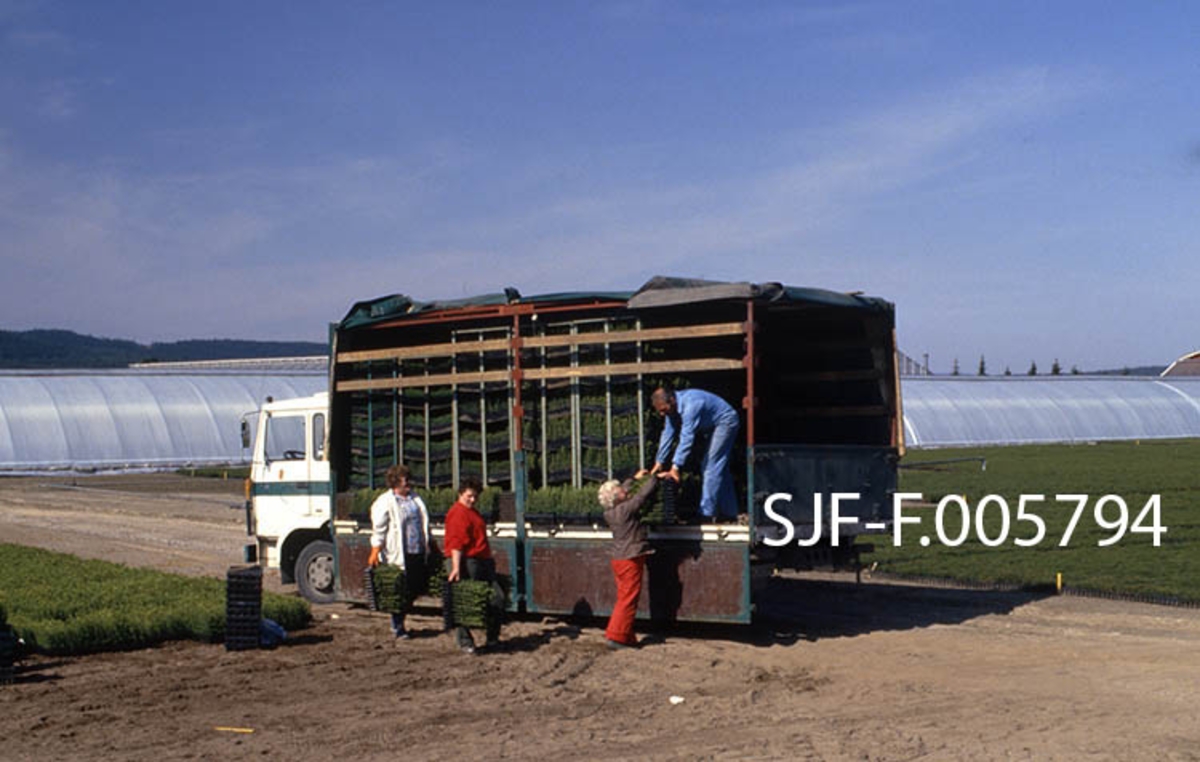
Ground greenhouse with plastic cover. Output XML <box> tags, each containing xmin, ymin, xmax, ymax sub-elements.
<box><xmin>0</xmin><ymin>369</ymin><xmax>325</xmax><ymax>472</ymax></box>
<box><xmin>900</xmin><ymin>376</ymin><xmax>1200</xmax><ymax>448</ymax></box>
<box><xmin>4</xmin><ymin>361</ymin><xmax>1200</xmax><ymax>472</ymax></box>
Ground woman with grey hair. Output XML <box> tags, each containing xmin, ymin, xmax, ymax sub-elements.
<box><xmin>599</xmin><ymin>468</ymin><xmax>659</xmax><ymax>649</ymax></box>
<box><xmin>597</xmin><ymin>479</ymin><xmax>624</xmax><ymax>510</ymax></box>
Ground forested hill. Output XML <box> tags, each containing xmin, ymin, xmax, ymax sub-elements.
<box><xmin>0</xmin><ymin>329</ymin><xmax>326</xmax><ymax>369</ymax></box>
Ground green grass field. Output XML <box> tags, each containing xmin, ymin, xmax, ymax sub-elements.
<box><xmin>872</xmin><ymin>439</ymin><xmax>1200</xmax><ymax>601</ymax></box>
<box><xmin>0</xmin><ymin>544</ymin><xmax>310</xmax><ymax>655</ymax></box>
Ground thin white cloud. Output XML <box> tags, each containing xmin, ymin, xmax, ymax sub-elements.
<box><xmin>0</xmin><ymin>0</ymin><xmax>45</xmax><ymax>25</ymax></box>
<box><xmin>6</xmin><ymin>28</ymin><xmax>70</xmax><ymax>52</ymax></box>
<box><xmin>597</xmin><ymin>0</ymin><xmax>873</xmax><ymax>32</ymax></box>
<box><xmin>32</xmin><ymin>78</ymin><xmax>77</xmax><ymax>118</ymax></box>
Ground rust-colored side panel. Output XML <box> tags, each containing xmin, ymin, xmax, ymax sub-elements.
<box><xmin>484</xmin><ymin>540</ymin><xmax>515</xmax><ymax>580</ymax></box>
<box><xmin>334</xmin><ymin>526</ymin><xmax>372</xmax><ymax>603</ymax></box>
<box><xmin>526</xmin><ymin>539</ymin><xmax>749</xmax><ymax>623</ymax></box>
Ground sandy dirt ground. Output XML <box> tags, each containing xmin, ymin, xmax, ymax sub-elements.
<box><xmin>2</xmin><ymin>474</ymin><xmax>1199</xmax><ymax>761</ymax></box>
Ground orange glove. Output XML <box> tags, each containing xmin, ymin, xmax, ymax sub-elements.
<box><xmin>367</xmin><ymin>546</ymin><xmax>381</xmax><ymax>567</ymax></box>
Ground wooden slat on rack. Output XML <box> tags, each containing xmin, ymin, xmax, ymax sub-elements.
<box><xmin>523</xmin><ymin>358</ymin><xmax>742</xmax><ymax>381</ymax></box>
<box><xmin>337</xmin><ymin>370</ymin><xmax>511</xmax><ymax>392</ymax></box>
<box><xmin>521</xmin><ymin>322</ymin><xmax>744</xmax><ymax>350</ymax></box>
<box><xmin>335</xmin><ymin>322</ymin><xmax>745</xmax><ymax>365</ymax></box>
<box><xmin>338</xmin><ymin>338</ymin><xmax>511</xmax><ymax>364</ymax></box>
<box><xmin>335</xmin><ymin>358</ymin><xmax>745</xmax><ymax>392</ymax></box>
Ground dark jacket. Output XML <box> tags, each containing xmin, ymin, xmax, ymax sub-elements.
<box><xmin>604</xmin><ymin>477</ymin><xmax>658</xmax><ymax>560</ymax></box>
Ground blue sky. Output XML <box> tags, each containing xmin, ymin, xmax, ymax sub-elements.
<box><xmin>1</xmin><ymin>1</ymin><xmax>1197</xmax><ymax>372</ymax></box>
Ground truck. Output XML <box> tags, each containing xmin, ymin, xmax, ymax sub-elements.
<box><xmin>242</xmin><ymin>392</ymin><xmax>336</xmax><ymax>602</ymax></box>
<box><xmin>245</xmin><ymin>276</ymin><xmax>904</xmax><ymax>622</ymax></box>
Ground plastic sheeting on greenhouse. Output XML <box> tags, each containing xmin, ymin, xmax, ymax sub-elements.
<box><xmin>901</xmin><ymin>376</ymin><xmax>1200</xmax><ymax>448</ymax></box>
<box><xmin>0</xmin><ymin>370</ymin><xmax>325</xmax><ymax>472</ymax></box>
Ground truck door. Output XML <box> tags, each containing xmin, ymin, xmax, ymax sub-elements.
<box><xmin>253</xmin><ymin>410</ymin><xmax>330</xmax><ymax>543</ymax></box>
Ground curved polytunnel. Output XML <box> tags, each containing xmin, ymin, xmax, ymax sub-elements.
<box><xmin>901</xmin><ymin>377</ymin><xmax>1200</xmax><ymax>448</ymax></box>
<box><xmin>0</xmin><ymin>370</ymin><xmax>326</xmax><ymax>471</ymax></box>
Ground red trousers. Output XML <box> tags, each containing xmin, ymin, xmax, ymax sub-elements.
<box><xmin>605</xmin><ymin>557</ymin><xmax>645</xmax><ymax>646</ymax></box>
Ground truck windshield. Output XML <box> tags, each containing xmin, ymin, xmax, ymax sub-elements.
<box><xmin>265</xmin><ymin>415</ymin><xmax>307</xmax><ymax>461</ymax></box>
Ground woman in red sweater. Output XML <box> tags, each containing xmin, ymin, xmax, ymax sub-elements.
<box><xmin>443</xmin><ymin>477</ymin><xmax>503</xmax><ymax>654</ymax></box>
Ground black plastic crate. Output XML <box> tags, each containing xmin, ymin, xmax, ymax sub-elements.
<box><xmin>225</xmin><ymin>565</ymin><xmax>263</xmax><ymax>652</ymax></box>
<box><xmin>363</xmin><ymin>566</ymin><xmax>379</xmax><ymax>611</ymax></box>
<box><xmin>660</xmin><ymin>479</ymin><xmax>679</xmax><ymax>523</ymax></box>
<box><xmin>441</xmin><ymin>581</ymin><xmax>454</xmax><ymax>631</ymax></box>
<box><xmin>0</xmin><ymin>630</ymin><xmax>17</xmax><ymax>685</ymax></box>
<box><xmin>227</xmin><ymin>566</ymin><xmax>263</xmax><ymax>583</ymax></box>
<box><xmin>225</xmin><ymin>621</ymin><xmax>260</xmax><ymax>633</ymax></box>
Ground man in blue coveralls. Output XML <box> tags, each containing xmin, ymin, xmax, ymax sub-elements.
<box><xmin>648</xmin><ymin>386</ymin><xmax>740</xmax><ymax>522</ymax></box>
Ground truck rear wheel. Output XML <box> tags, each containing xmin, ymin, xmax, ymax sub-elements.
<box><xmin>295</xmin><ymin>540</ymin><xmax>337</xmax><ymax>604</ymax></box>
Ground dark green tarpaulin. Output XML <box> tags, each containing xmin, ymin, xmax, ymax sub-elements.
<box><xmin>338</xmin><ymin>276</ymin><xmax>890</xmax><ymax>331</ymax></box>
<box><xmin>338</xmin><ymin>288</ymin><xmax>633</xmax><ymax>331</ymax></box>
<box><xmin>628</xmin><ymin>276</ymin><xmax>891</xmax><ymax>313</ymax></box>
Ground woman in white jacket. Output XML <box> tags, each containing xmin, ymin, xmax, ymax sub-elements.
<box><xmin>367</xmin><ymin>464</ymin><xmax>432</xmax><ymax>639</ymax></box>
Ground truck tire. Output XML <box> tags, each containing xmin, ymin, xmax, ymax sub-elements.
<box><xmin>295</xmin><ymin>540</ymin><xmax>337</xmax><ymax>604</ymax></box>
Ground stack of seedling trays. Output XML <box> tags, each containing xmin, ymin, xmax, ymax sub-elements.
<box><xmin>1</xmin><ymin>603</ymin><xmax>17</xmax><ymax>685</ymax></box>
<box><xmin>441</xmin><ymin>576</ymin><xmax>510</xmax><ymax>630</ymax></box>
<box><xmin>620</xmin><ymin>473</ymin><xmax>699</xmax><ymax>524</ymax></box>
<box><xmin>225</xmin><ymin>566</ymin><xmax>263</xmax><ymax>651</ymax></box>
<box><xmin>426</xmin><ymin>556</ymin><xmax>448</xmax><ymax>599</ymax></box>
<box><xmin>364</xmin><ymin>564</ymin><xmax>410</xmax><ymax>614</ymax></box>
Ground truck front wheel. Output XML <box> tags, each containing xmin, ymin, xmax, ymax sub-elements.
<box><xmin>295</xmin><ymin>540</ymin><xmax>337</xmax><ymax>604</ymax></box>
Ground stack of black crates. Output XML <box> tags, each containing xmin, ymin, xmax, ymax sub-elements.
<box><xmin>0</xmin><ymin>625</ymin><xmax>16</xmax><ymax>686</ymax></box>
<box><xmin>0</xmin><ymin>634</ymin><xmax>14</xmax><ymax>685</ymax></box>
<box><xmin>660</xmin><ymin>478</ymin><xmax>679</xmax><ymax>524</ymax></box>
<box><xmin>225</xmin><ymin>565</ymin><xmax>263</xmax><ymax>651</ymax></box>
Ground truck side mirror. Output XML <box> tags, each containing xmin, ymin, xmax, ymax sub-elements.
<box><xmin>240</xmin><ymin>419</ymin><xmax>251</xmax><ymax>450</ymax></box>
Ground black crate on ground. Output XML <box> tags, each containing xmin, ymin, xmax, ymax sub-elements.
<box><xmin>227</xmin><ymin>565</ymin><xmax>263</xmax><ymax>591</ymax></box>
<box><xmin>225</xmin><ymin>566</ymin><xmax>263</xmax><ymax>651</ymax></box>
<box><xmin>0</xmin><ymin>629</ymin><xmax>18</xmax><ymax>685</ymax></box>
<box><xmin>441</xmin><ymin>581</ymin><xmax>454</xmax><ymax>631</ymax></box>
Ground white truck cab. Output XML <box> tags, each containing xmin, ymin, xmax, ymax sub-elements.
<box><xmin>242</xmin><ymin>392</ymin><xmax>335</xmax><ymax>603</ymax></box>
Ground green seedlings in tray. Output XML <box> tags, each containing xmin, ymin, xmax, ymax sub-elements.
<box><xmin>365</xmin><ymin>565</ymin><xmax>412</xmax><ymax>614</ymax></box>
